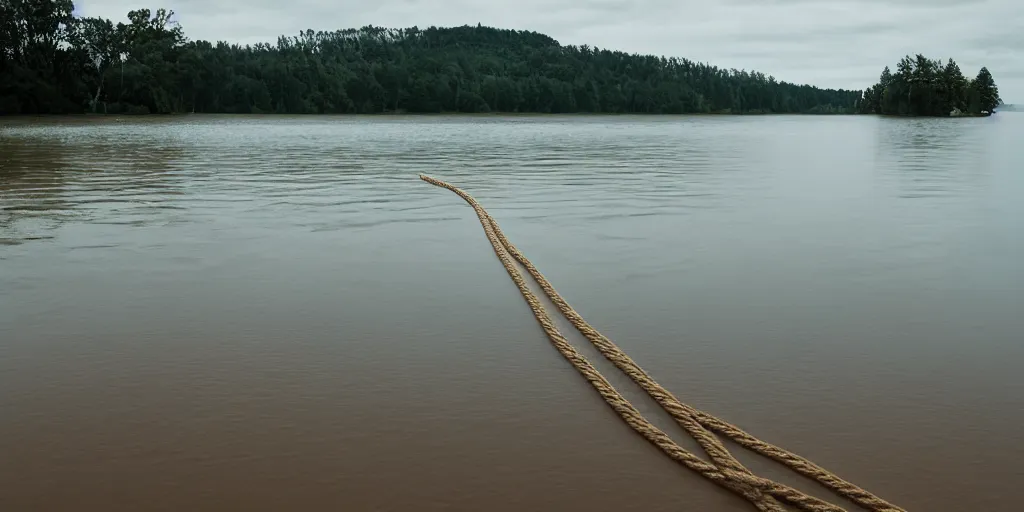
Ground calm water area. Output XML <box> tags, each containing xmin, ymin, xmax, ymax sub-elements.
<box><xmin>2</xmin><ymin>114</ymin><xmax>1022</xmax><ymax>510</ymax></box>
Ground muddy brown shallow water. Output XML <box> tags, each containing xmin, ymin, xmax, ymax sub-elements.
<box><xmin>2</xmin><ymin>114</ymin><xmax>1023</xmax><ymax>511</ymax></box>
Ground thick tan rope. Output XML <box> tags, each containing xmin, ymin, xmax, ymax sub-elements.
<box><xmin>420</xmin><ymin>174</ymin><xmax>906</xmax><ymax>512</ymax></box>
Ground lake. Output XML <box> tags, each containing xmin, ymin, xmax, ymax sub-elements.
<box><xmin>2</xmin><ymin>114</ymin><xmax>1022</xmax><ymax>511</ymax></box>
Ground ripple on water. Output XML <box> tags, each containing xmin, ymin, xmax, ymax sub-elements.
<box><xmin>2</xmin><ymin>114</ymin><xmax>1024</xmax><ymax>512</ymax></box>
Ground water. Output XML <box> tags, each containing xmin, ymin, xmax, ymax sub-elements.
<box><xmin>2</xmin><ymin>114</ymin><xmax>1022</xmax><ymax>511</ymax></box>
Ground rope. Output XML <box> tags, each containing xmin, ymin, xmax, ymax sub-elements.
<box><xmin>420</xmin><ymin>174</ymin><xmax>906</xmax><ymax>512</ymax></box>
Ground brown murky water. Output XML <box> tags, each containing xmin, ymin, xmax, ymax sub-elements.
<box><xmin>2</xmin><ymin>115</ymin><xmax>1023</xmax><ymax>511</ymax></box>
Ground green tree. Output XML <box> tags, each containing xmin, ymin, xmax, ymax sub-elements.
<box><xmin>940</xmin><ymin>59</ymin><xmax>967</xmax><ymax>113</ymax></box>
<box><xmin>73</xmin><ymin>16</ymin><xmax>118</xmax><ymax>112</ymax></box>
<box><xmin>971</xmin><ymin>67</ymin><xmax>1000</xmax><ymax>113</ymax></box>
<box><xmin>0</xmin><ymin>0</ymin><xmax>81</xmax><ymax>113</ymax></box>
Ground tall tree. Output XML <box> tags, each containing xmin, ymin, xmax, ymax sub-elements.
<box><xmin>971</xmin><ymin>67</ymin><xmax>1000</xmax><ymax>113</ymax></box>
<box><xmin>0</xmin><ymin>0</ymin><xmax>81</xmax><ymax>113</ymax></box>
<box><xmin>73</xmin><ymin>17</ymin><xmax>118</xmax><ymax>112</ymax></box>
<box><xmin>940</xmin><ymin>59</ymin><xmax>967</xmax><ymax>113</ymax></box>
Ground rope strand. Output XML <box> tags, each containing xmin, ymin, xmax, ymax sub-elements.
<box><xmin>420</xmin><ymin>174</ymin><xmax>905</xmax><ymax>512</ymax></box>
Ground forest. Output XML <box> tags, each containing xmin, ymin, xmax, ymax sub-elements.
<box><xmin>859</xmin><ymin>55</ymin><xmax>1000</xmax><ymax>116</ymax></box>
<box><xmin>0</xmin><ymin>2</ymin><xmax>1000</xmax><ymax>116</ymax></box>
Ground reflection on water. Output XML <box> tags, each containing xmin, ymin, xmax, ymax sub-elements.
<box><xmin>874</xmin><ymin>116</ymin><xmax>994</xmax><ymax>199</ymax></box>
<box><xmin>1</xmin><ymin>137</ymin><xmax>72</xmax><ymax>245</ymax></box>
<box><xmin>2</xmin><ymin>114</ymin><xmax>1023</xmax><ymax>511</ymax></box>
<box><xmin>1</xmin><ymin>126</ymin><xmax>190</xmax><ymax>246</ymax></box>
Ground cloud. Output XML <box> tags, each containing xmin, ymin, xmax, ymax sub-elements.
<box><xmin>723</xmin><ymin>0</ymin><xmax>990</xmax><ymax>6</ymax></box>
<box><xmin>76</xmin><ymin>0</ymin><xmax>1023</xmax><ymax>100</ymax></box>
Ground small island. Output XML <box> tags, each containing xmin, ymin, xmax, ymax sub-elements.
<box><xmin>858</xmin><ymin>55</ymin><xmax>1001</xmax><ymax>117</ymax></box>
<box><xmin>0</xmin><ymin>4</ymin><xmax>1003</xmax><ymax>117</ymax></box>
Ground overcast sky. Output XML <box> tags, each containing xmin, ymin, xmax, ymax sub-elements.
<box><xmin>77</xmin><ymin>0</ymin><xmax>1022</xmax><ymax>101</ymax></box>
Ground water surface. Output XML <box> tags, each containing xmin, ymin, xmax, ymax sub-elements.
<box><xmin>2</xmin><ymin>114</ymin><xmax>1023</xmax><ymax>511</ymax></box>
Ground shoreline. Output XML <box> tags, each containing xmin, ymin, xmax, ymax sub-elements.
<box><xmin>2</xmin><ymin>111</ymin><xmax>1002</xmax><ymax>124</ymax></box>
<box><xmin>3</xmin><ymin>111</ymin><xmax>861</xmax><ymax>119</ymax></box>
<box><xmin>0</xmin><ymin>112</ymin><xmax>844</xmax><ymax>125</ymax></box>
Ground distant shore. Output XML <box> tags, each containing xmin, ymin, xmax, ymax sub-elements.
<box><xmin>4</xmin><ymin>111</ymin><xmax>1005</xmax><ymax>123</ymax></box>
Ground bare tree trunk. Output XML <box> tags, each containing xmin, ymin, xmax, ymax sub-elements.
<box><xmin>92</xmin><ymin>82</ymin><xmax>103</xmax><ymax>113</ymax></box>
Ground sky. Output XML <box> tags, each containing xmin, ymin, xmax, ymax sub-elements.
<box><xmin>76</xmin><ymin>0</ymin><xmax>1022</xmax><ymax>101</ymax></box>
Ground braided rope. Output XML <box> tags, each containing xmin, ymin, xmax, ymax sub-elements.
<box><xmin>420</xmin><ymin>174</ymin><xmax>905</xmax><ymax>512</ymax></box>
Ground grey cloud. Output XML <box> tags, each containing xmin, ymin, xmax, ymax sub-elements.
<box><xmin>968</xmin><ymin>27</ymin><xmax>1024</xmax><ymax>52</ymax></box>
<box><xmin>77</xmin><ymin>0</ymin><xmax>1023</xmax><ymax>100</ymax></box>
<box><xmin>735</xmin><ymin>21</ymin><xmax>903</xmax><ymax>44</ymax></box>
<box><xmin>723</xmin><ymin>0</ymin><xmax>989</xmax><ymax>6</ymax></box>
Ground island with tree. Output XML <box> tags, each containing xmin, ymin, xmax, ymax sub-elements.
<box><xmin>859</xmin><ymin>55</ymin><xmax>1001</xmax><ymax>116</ymax></box>
<box><xmin>0</xmin><ymin>3</ymin><xmax>1003</xmax><ymax>117</ymax></box>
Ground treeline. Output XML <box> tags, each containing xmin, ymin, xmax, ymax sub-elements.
<box><xmin>859</xmin><ymin>55</ymin><xmax>1000</xmax><ymax>116</ymax></box>
<box><xmin>2</xmin><ymin>3</ymin><xmax>1002</xmax><ymax>117</ymax></box>
<box><xmin>2</xmin><ymin>2</ymin><xmax>868</xmax><ymax>115</ymax></box>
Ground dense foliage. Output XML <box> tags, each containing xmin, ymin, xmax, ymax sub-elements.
<box><xmin>2</xmin><ymin>2</ymin><xmax>869</xmax><ymax>115</ymax></box>
<box><xmin>859</xmin><ymin>55</ymin><xmax>1001</xmax><ymax>116</ymax></box>
<box><xmin>2</xmin><ymin>3</ymin><xmax>1001</xmax><ymax>116</ymax></box>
